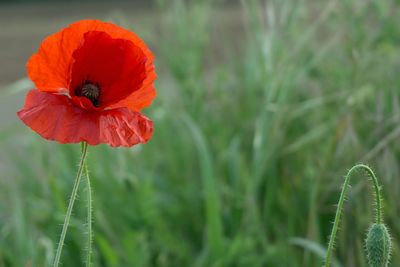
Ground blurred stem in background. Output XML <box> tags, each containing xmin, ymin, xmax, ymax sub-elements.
<box><xmin>53</xmin><ymin>142</ymin><xmax>89</xmax><ymax>267</ymax></box>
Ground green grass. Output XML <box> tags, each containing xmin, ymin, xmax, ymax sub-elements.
<box><xmin>1</xmin><ymin>0</ymin><xmax>400</xmax><ymax>266</ymax></box>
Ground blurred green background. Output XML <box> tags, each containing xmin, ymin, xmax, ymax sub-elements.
<box><xmin>1</xmin><ymin>0</ymin><xmax>400</xmax><ymax>266</ymax></box>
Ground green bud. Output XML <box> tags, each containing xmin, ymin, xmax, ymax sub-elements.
<box><xmin>365</xmin><ymin>223</ymin><xmax>392</xmax><ymax>267</ymax></box>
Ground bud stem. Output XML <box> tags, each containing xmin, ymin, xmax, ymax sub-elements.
<box><xmin>323</xmin><ymin>164</ymin><xmax>383</xmax><ymax>267</ymax></box>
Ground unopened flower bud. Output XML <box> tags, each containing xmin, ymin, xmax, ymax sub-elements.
<box><xmin>365</xmin><ymin>223</ymin><xmax>392</xmax><ymax>267</ymax></box>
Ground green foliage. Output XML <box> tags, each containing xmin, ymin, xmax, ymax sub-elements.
<box><xmin>1</xmin><ymin>0</ymin><xmax>400</xmax><ymax>266</ymax></box>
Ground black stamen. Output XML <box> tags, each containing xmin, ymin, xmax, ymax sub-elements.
<box><xmin>76</xmin><ymin>81</ymin><xmax>101</xmax><ymax>107</ymax></box>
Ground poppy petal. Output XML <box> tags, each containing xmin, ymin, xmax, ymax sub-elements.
<box><xmin>70</xmin><ymin>31</ymin><xmax>147</xmax><ymax>108</ymax></box>
<box><xmin>17</xmin><ymin>90</ymin><xmax>153</xmax><ymax>147</ymax></box>
<box><xmin>27</xmin><ymin>19</ymin><xmax>155</xmax><ymax>99</ymax></box>
<box><xmin>108</xmin><ymin>83</ymin><xmax>156</xmax><ymax>112</ymax></box>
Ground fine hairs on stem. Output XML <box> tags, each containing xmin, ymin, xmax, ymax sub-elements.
<box><xmin>53</xmin><ymin>142</ymin><xmax>89</xmax><ymax>267</ymax></box>
<box><xmin>323</xmin><ymin>164</ymin><xmax>387</xmax><ymax>267</ymax></box>
<box><xmin>84</xmin><ymin>158</ymin><xmax>93</xmax><ymax>267</ymax></box>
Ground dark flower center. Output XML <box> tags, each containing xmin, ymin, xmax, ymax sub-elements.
<box><xmin>76</xmin><ymin>81</ymin><xmax>101</xmax><ymax>107</ymax></box>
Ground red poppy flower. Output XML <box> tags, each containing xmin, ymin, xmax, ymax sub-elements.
<box><xmin>17</xmin><ymin>20</ymin><xmax>156</xmax><ymax>147</ymax></box>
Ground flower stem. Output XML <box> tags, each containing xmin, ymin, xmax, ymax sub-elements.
<box><xmin>53</xmin><ymin>142</ymin><xmax>89</xmax><ymax>267</ymax></box>
<box><xmin>323</xmin><ymin>164</ymin><xmax>383</xmax><ymax>267</ymax></box>
<box><xmin>84</xmin><ymin>159</ymin><xmax>93</xmax><ymax>267</ymax></box>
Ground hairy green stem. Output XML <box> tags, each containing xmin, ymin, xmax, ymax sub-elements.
<box><xmin>323</xmin><ymin>164</ymin><xmax>383</xmax><ymax>267</ymax></box>
<box><xmin>53</xmin><ymin>142</ymin><xmax>89</xmax><ymax>267</ymax></box>
<box><xmin>84</xmin><ymin>159</ymin><xmax>93</xmax><ymax>267</ymax></box>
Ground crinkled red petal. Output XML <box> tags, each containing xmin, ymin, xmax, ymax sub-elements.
<box><xmin>17</xmin><ymin>90</ymin><xmax>153</xmax><ymax>147</ymax></box>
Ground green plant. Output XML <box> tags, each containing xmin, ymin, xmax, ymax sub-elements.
<box><xmin>323</xmin><ymin>164</ymin><xmax>392</xmax><ymax>267</ymax></box>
